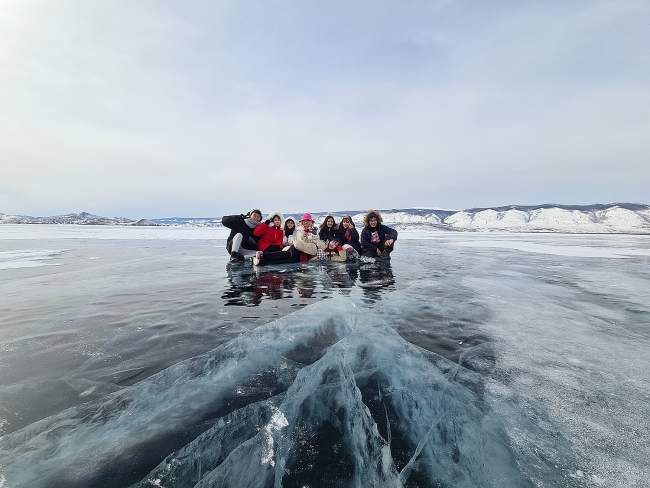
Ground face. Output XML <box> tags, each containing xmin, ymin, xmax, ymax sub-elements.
<box><xmin>286</xmin><ymin>220</ymin><xmax>294</xmax><ymax>229</ymax></box>
<box><xmin>301</xmin><ymin>220</ymin><xmax>313</xmax><ymax>229</ymax></box>
<box><xmin>251</xmin><ymin>212</ymin><xmax>262</xmax><ymax>222</ymax></box>
<box><xmin>369</xmin><ymin>216</ymin><xmax>378</xmax><ymax>227</ymax></box>
<box><xmin>341</xmin><ymin>218</ymin><xmax>351</xmax><ymax>228</ymax></box>
<box><xmin>326</xmin><ymin>217</ymin><xmax>334</xmax><ymax>228</ymax></box>
<box><xmin>272</xmin><ymin>216</ymin><xmax>281</xmax><ymax>227</ymax></box>
<box><xmin>328</xmin><ymin>240</ymin><xmax>339</xmax><ymax>250</ymax></box>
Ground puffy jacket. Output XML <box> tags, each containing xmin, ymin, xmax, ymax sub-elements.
<box><xmin>283</xmin><ymin>217</ymin><xmax>297</xmax><ymax>247</ymax></box>
<box><xmin>339</xmin><ymin>216</ymin><xmax>361</xmax><ymax>252</ymax></box>
<box><xmin>222</xmin><ymin>214</ymin><xmax>260</xmax><ymax>251</ymax></box>
<box><xmin>318</xmin><ymin>226</ymin><xmax>342</xmax><ymax>243</ymax></box>
<box><xmin>254</xmin><ymin>211</ymin><xmax>285</xmax><ymax>251</ymax></box>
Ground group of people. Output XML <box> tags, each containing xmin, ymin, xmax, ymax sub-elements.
<box><xmin>223</xmin><ymin>209</ymin><xmax>398</xmax><ymax>266</ymax></box>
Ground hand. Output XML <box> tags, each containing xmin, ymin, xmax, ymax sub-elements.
<box><xmin>265</xmin><ymin>219</ymin><xmax>271</xmax><ymax>226</ymax></box>
<box><xmin>385</xmin><ymin>239</ymin><xmax>393</xmax><ymax>246</ymax></box>
<box><xmin>376</xmin><ymin>248</ymin><xmax>382</xmax><ymax>256</ymax></box>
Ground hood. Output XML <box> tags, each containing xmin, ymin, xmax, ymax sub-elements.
<box><xmin>284</xmin><ymin>216</ymin><xmax>296</xmax><ymax>229</ymax></box>
<box><xmin>266</xmin><ymin>211</ymin><xmax>285</xmax><ymax>228</ymax></box>
<box><xmin>363</xmin><ymin>209</ymin><xmax>383</xmax><ymax>227</ymax></box>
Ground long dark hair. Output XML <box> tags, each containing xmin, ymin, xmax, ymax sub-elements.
<box><xmin>319</xmin><ymin>215</ymin><xmax>338</xmax><ymax>230</ymax></box>
<box><xmin>284</xmin><ymin>218</ymin><xmax>296</xmax><ymax>237</ymax></box>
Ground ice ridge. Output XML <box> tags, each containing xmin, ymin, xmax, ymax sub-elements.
<box><xmin>1</xmin><ymin>297</ymin><xmax>528</xmax><ymax>487</ymax></box>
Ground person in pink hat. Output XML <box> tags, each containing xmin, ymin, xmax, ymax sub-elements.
<box><xmin>293</xmin><ymin>213</ymin><xmax>326</xmax><ymax>257</ymax></box>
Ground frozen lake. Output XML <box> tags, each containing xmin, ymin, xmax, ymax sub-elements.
<box><xmin>1</xmin><ymin>226</ymin><xmax>649</xmax><ymax>487</ymax></box>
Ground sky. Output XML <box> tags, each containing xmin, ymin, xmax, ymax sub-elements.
<box><xmin>1</xmin><ymin>0</ymin><xmax>649</xmax><ymax>219</ymax></box>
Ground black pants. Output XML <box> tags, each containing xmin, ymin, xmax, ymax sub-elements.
<box><xmin>361</xmin><ymin>241</ymin><xmax>394</xmax><ymax>258</ymax></box>
<box><xmin>260</xmin><ymin>246</ymin><xmax>301</xmax><ymax>265</ymax></box>
<box><xmin>263</xmin><ymin>244</ymin><xmax>283</xmax><ymax>253</ymax></box>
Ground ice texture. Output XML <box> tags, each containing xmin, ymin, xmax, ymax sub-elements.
<box><xmin>1</xmin><ymin>230</ymin><xmax>649</xmax><ymax>487</ymax></box>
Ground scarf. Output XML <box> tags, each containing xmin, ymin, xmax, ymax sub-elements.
<box><xmin>245</xmin><ymin>218</ymin><xmax>261</xmax><ymax>229</ymax></box>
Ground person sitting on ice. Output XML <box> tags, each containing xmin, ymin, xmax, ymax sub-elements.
<box><xmin>222</xmin><ymin>209</ymin><xmax>262</xmax><ymax>262</ymax></box>
<box><xmin>318</xmin><ymin>215</ymin><xmax>341</xmax><ymax>244</ymax></box>
<box><xmin>339</xmin><ymin>215</ymin><xmax>361</xmax><ymax>254</ymax></box>
<box><xmin>292</xmin><ymin>213</ymin><xmax>327</xmax><ymax>257</ymax></box>
<box><xmin>253</xmin><ymin>211</ymin><xmax>285</xmax><ymax>253</ymax></box>
<box><xmin>360</xmin><ymin>210</ymin><xmax>398</xmax><ymax>260</ymax></box>
<box><xmin>283</xmin><ymin>217</ymin><xmax>297</xmax><ymax>248</ymax></box>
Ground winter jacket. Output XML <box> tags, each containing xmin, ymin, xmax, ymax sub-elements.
<box><xmin>339</xmin><ymin>216</ymin><xmax>361</xmax><ymax>253</ymax></box>
<box><xmin>293</xmin><ymin>224</ymin><xmax>326</xmax><ymax>256</ymax></box>
<box><xmin>360</xmin><ymin>210</ymin><xmax>398</xmax><ymax>254</ymax></box>
<box><xmin>318</xmin><ymin>226</ymin><xmax>342</xmax><ymax>243</ymax></box>
<box><xmin>222</xmin><ymin>214</ymin><xmax>260</xmax><ymax>252</ymax></box>
<box><xmin>253</xmin><ymin>211</ymin><xmax>285</xmax><ymax>251</ymax></box>
<box><xmin>283</xmin><ymin>217</ymin><xmax>297</xmax><ymax>247</ymax></box>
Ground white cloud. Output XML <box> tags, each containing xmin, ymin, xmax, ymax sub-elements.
<box><xmin>1</xmin><ymin>0</ymin><xmax>648</xmax><ymax>217</ymax></box>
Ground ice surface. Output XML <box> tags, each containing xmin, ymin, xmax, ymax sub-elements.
<box><xmin>1</xmin><ymin>228</ymin><xmax>649</xmax><ymax>487</ymax></box>
<box><xmin>0</xmin><ymin>249</ymin><xmax>66</xmax><ymax>269</ymax></box>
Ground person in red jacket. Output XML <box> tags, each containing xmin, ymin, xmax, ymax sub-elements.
<box><xmin>253</xmin><ymin>211</ymin><xmax>285</xmax><ymax>253</ymax></box>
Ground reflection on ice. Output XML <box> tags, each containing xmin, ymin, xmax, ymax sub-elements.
<box><xmin>1</xmin><ymin>233</ymin><xmax>649</xmax><ymax>487</ymax></box>
<box><xmin>223</xmin><ymin>260</ymin><xmax>395</xmax><ymax>307</ymax></box>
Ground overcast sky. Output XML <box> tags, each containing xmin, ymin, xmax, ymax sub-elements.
<box><xmin>1</xmin><ymin>1</ymin><xmax>648</xmax><ymax>218</ymax></box>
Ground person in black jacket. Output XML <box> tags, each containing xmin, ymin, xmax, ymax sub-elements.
<box><xmin>360</xmin><ymin>210</ymin><xmax>398</xmax><ymax>260</ymax></box>
<box><xmin>222</xmin><ymin>209</ymin><xmax>262</xmax><ymax>262</ymax></box>
<box><xmin>339</xmin><ymin>215</ymin><xmax>361</xmax><ymax>253</ymax></box>
<box><xmin>318</xmin><ymin>215</ymin><xmax>342</xmax><ymax>244</ymax></box>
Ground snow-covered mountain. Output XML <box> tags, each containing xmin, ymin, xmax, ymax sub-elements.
<box><xmin>3</xmin><ymin>204</ymin><xmax>649</xmax><ymax>233</ymax></box>
<box><xmin>443</xmin><ymin>203</ymin><xmax>650</xmax><ymax>234</ymax></box>
<box><xmin>151</xmin><ymin>204</ymin><xmax>650</xmax><ymax>234</ymax></box>
<box><xmin>0</xmin><ymin>212</ymin><xmax>159</xmax><ymax>226</ymax></box>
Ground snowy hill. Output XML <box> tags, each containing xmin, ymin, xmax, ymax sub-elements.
<box><xmin>444</xmin><ymin>204</ymin><xmax>650</xmax><ymax>234</ymax></box>
<box><xmin>0</xmin><ymin>212</ymin><xmax>159</xmax><ymax>226</ymax></box>
<box><xmin>2</xmin><ymin>204</ymin><xmax>649</xmax><ymax>234</ymax></box>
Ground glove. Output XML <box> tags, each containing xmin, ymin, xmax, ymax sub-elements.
<box><xmin>265</xmin><ymin>219</ymin><xmax>271</xmax><ymax>226</ymax></box>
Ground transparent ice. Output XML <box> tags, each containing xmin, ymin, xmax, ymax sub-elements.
<box><xmin>0</xmin><ymin>227</ymin><xmax>649</xmax><ymax>487</ymax></box>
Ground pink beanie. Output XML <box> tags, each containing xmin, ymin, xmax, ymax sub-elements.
<box><xmin>300</xmin><ymin>213</ymin><xmax>314</xmax><ymax>222</ymax></box>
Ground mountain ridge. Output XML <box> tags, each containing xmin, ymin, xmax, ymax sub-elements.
<box><xmin>2</xmin><ymin>204</ymin><xmax>649</xmax><ymax>234</ymax></box>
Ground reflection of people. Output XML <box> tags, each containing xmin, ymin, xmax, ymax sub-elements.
<box><xmin>293</xmin><ymin>213</ymin><xmax>327</xmax><ymax>257</ymax></box>
<box><xmin>339</xmin><ymin>215</ymin><xmax>361</xmax><ymax>253</ymax></box>
<box><xmin>253</xmin><ymin>212</ymin><xmax>285</xmax><ymax>253</ymax></box>
<box><xmin>223</xmin><ymin>209</ymin><xmax>262</xmax><ymax>262</ymax></box>
<box><xmin>253</xmin><ymin>271</ymin><xmax>285</xmax><ymax>300</ymax></box>
<box><xmin>360</xmin><ymin>210</ymin><xmax>398</xmax><ymax>260</ymax></box>
<box><xmin>223</xmin><ymin>264</ymin><xmax>263</xmax><ymax>306</ymax></box>
<box><xmin>359</xmin><ymin>260</ymin><xmax>395</xmax><ymax>299</ymax></box>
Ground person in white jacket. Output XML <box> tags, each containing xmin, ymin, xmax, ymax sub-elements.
<box><xmin>283</xmin><ymin>217</ymin><xmax>297</xmax><ymax>249</ymax></box>
<box><xmin>292</xmin><ymin>213</ymin><xmax>327</xmax><ymax>257</ymax></box>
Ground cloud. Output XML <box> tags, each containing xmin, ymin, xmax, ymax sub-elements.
<box><xmin>1</xmin><ymin>0</ymin><xmax>648</xmax><ymax>217</ymax></box>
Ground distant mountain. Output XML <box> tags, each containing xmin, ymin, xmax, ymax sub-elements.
<box><xmin>3</xmin><ymin>204</ymin><xmax>649</xmax><ymax>234</ymax></box>
<box><xmin>0</xmin><ymin>212</ymin><xmax>159</xmax><ymax>226</ymax></box>
<box><xmin>151</xmin><ymin>204</ymin><xmax>650</xmax><ymax>234</ymax></box>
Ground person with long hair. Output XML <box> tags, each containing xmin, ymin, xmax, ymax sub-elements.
<box><xmin>339</xmin><ymin>215</ymin><xmax>361</xmax><ymax>253</ymax></box>
<box><xmin>253</xmin><ymin>212</ymin><xmax>285</xmax><ymax>253</ymax></box>
<box><xmin>318</xmin><ymin>215</ymin><xmax>341</xmax><ymax>244</ymax></box>
<box><xmin>283</xmin><ymin>217</ymin><xmax>297</xmax><ymax>248</ymax></box>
